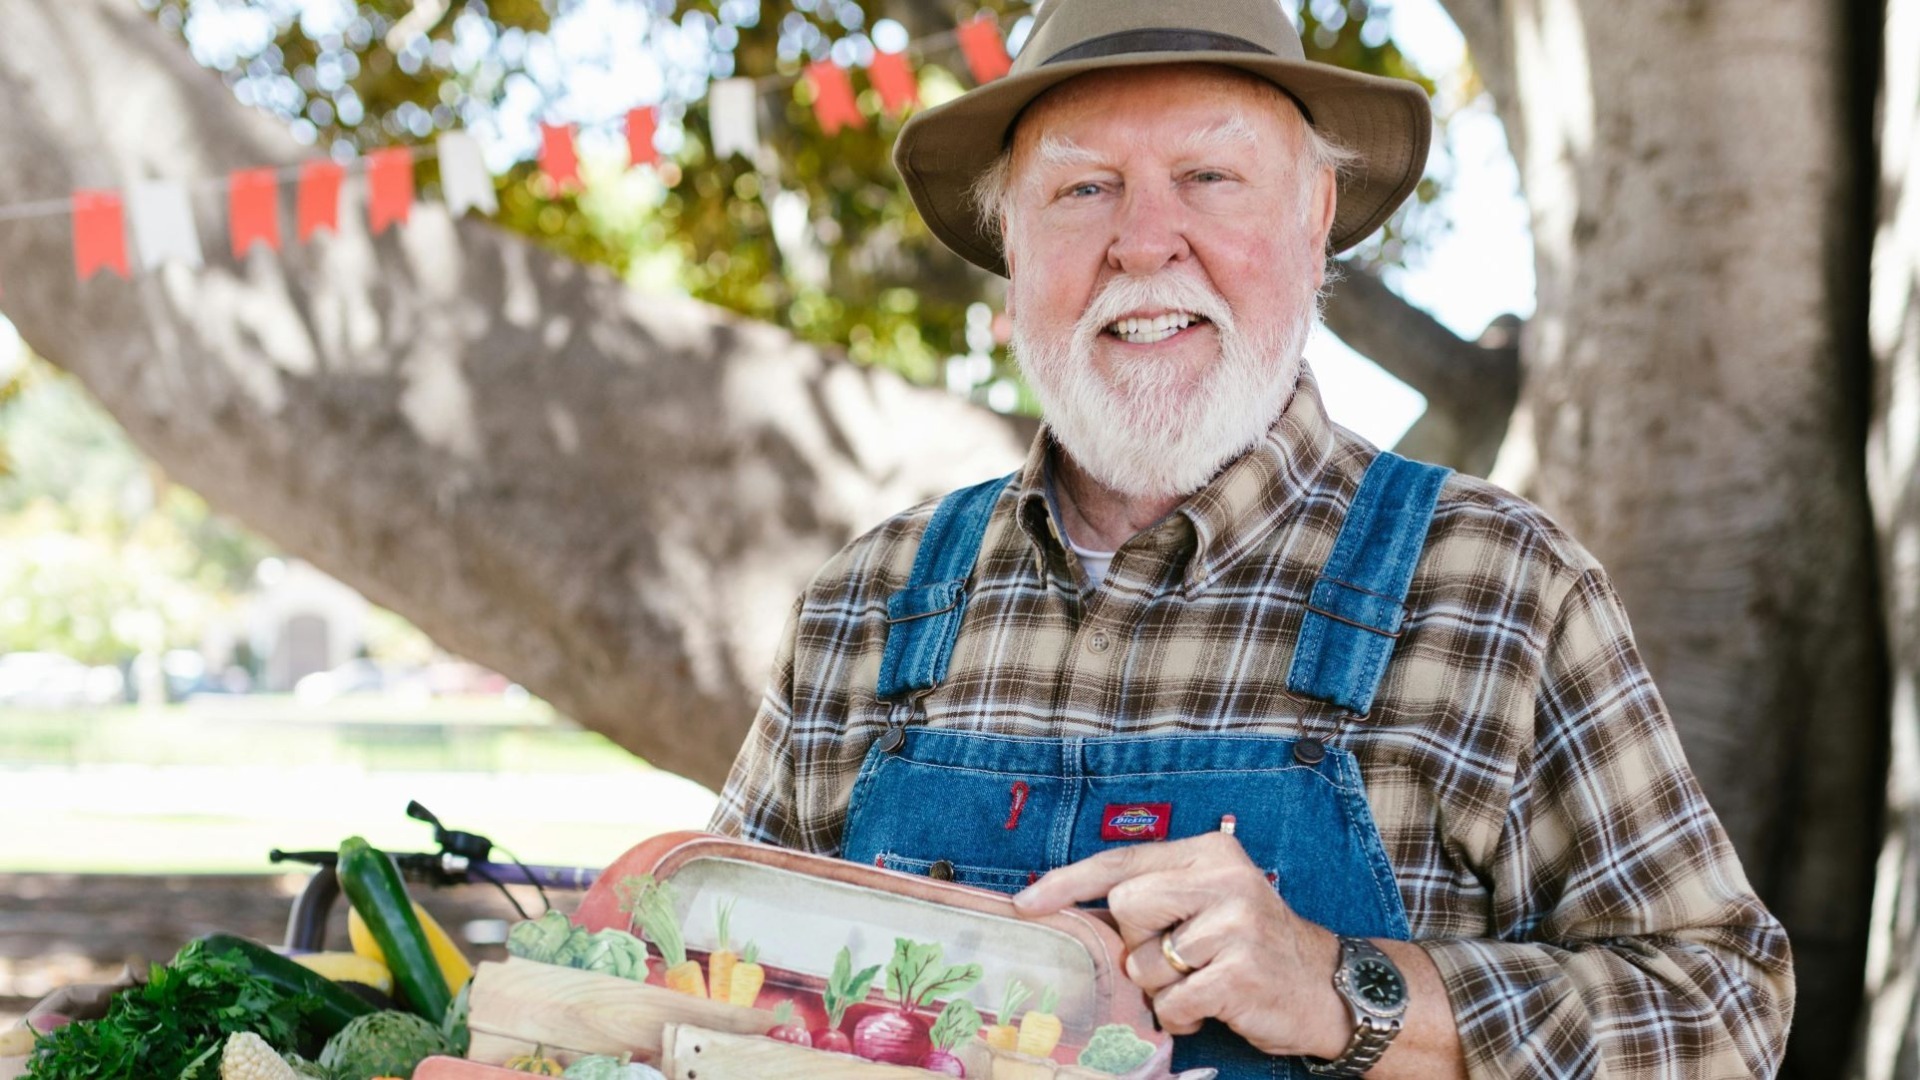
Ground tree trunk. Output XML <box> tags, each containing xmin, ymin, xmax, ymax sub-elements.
<box><xmin>1859</xmin><ymin>0</ymin><xmax>1920</xmax><ymax>1075</ymax></box>
<box><xmin>0</xmin><ymin>0</ymin><xmax>1032</xmax><ymax>790</ymax></box>
<box><xmin>1445</xmin><ymin>0</ymin><xmax>1884</xmax><ymax>1070</ymax></box>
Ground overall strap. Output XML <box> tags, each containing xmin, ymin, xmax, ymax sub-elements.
<box><xmin>877</xmin><ymin>472</ymin><xmax>1019</xmax><ymax>703</ymax></box>
<box><xmin>1285</xmin><ymin>452</ymin><xmax>1452</xmax><ymax>717</ymax></box>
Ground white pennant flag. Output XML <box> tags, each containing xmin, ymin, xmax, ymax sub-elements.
<box><xmin>437</xmin><ymin>131</ymin><xmax>497</xmax><ymax>216</ymax></box>
<box><xmin>709</xmin><ymin>78</ymin><xmax>761</xmax><ymax>161</ymax></box>
<box><xmin>128</xmin><ymin>180</ymin><xmax>203</xmax><ymax>270</ymax></box>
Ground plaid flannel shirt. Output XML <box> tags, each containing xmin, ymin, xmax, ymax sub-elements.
<box><xmin>710</xmin><ymin>368</ymin><xmax>1794</xmax><ymax>1077</ymax></box>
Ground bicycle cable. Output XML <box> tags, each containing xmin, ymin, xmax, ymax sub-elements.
<box><xmin>488</xmin><ymin>844</ymin><xmax>553</xmax><ymax>916</ymax></box>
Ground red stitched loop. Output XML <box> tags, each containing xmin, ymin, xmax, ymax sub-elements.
<box><xmin>1266</xmin><ymin>871</ymin><xmax>1279</xmax><ymax>885</ymax></box>
<box><xmin>1004</xmin><ymin>781</ymin><xmax>1031</xmax><ymax>830</ymax></box>
<box><xmin>1027</xmin><ymin>871</ymin><xmax>1040</xmax><ymax>886</ymax></box>
<box><xmin>876</xmin><ymin>854</ymin><xmax>887</xmax><ymax>867</ymax></box>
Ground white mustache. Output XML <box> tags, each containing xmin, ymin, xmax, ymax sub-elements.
<box><xmin>1073</xmin><ymin>274</ymin><xmax>1238</xmax><ymax>341</ymax></box>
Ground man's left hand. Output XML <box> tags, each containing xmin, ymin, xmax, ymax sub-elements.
<box><xmin>1011</xmin><ymin>832</ymin><xmax>1349</xmax><ymax>1060</ymax></box>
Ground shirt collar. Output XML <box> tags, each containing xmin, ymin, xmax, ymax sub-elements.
<box><xmin>1011</xmin><ymin>364</ymin><xmax>1340</xmax><ymax>595</ymax></box>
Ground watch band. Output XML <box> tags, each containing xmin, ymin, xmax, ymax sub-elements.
<box><xmin>1304</xmin><ymin>937</ymin><xmax>1407</xmax><ymax>1077</ymax></box>
<box><xmin>1305</xmin><ymin>1014</ymin><xmax>1402</xmax><ymax>1076</ymax></box>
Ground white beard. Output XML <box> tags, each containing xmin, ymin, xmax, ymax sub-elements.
<box><xmin>1011</xmin><ymin>273</ymin><xmax>1314</xmax><ymax>500</ymax></box>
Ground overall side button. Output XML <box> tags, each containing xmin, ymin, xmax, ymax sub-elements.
<box><xmin>1293</xmin><ymin>737</ymin><xmax>1326</xmax><ymax>765</ymax></box>
<box><xmin>928</xmin><ymin>859</ymin><xmax>955</xmax><ymax>881</ymax></box>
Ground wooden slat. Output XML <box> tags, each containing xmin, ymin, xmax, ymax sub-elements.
<box><xmin>660</xmin><ymin>1023</ymin><xmax>951</xmax><ymax>1079</ymax></box>
<box><xmin>468</xmin><ymin>958</ymin><xmax>777</xmax><ymax>1061</ymax></box>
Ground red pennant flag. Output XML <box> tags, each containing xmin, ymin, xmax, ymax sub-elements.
<box><xmin>868</xmin><ymin>51</ymin><xmax>919</xmax><ymax>115</ymax></box>
<box><xmin>626</xmin><ymin>107</ymin><xmax>659</xmax><ymax>167</ymax></box>
<box><xmin>957</xmin><ymin>15</ymin><xmax>1012</xmax><ymax>84</ymax></box>
<box><xmin>296</xmin><ymin>160</ymin><xmax>345</xmax><ymax>242</ymax></box>
<box><xmin>367</xmin><ymin>147</ymin><xmax>415</xmax><ymax>234</ymax></box>
<box><xmin>539</xmin><ymin>123</ymin><xmax>582</xmax><ymax>192</ymax></box>
<box><xmin>228</xmin><ymin>168</ymin><xmax>281</xmax><ymax>258</ymax></box>
<box><xmin>72</xmin><ymin>190</ymin><xmax>129</xmax><ymax>281</ymax></box>
<box><xmin>806</xmin><ymin>61</ymin><xmax>865</xmax><ymax>135</ymax></box>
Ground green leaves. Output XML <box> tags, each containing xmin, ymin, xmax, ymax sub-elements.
<box><xmin>928</xmin><ymin>998</ymin><xmax>982</xmax><ymax>1052</ymax></box>
<box><xmin>23</xmin><ymin>940</ymin><xmax>327</xmax><ymax>1080</ymax></box>
<box><xmin>822</xmin><ymin>946</ymin><xmax>883</xmax><ymax>1026</ymax></box>
<box><xmin>882</xmin><ymin>937</ymin><xmax>982</xmax><ymax>1010</ymax></box>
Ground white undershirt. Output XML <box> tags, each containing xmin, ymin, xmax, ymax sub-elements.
<box><xmin>1068</xmin><ymin>537</ymin><xmax>1117</xmax><ymax>585</ymax></box>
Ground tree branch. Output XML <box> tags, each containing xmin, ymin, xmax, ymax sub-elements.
<box><xmin>0</xmin><ymin>0</ymin><xmax>1033</xmax><ymax>788</ymax></box>
<box><xmin>1322</xmin><ymin>266</ymin><xmax>1518</xmax><ymax>408</ymax></box>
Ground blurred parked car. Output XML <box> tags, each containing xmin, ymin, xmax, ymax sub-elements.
<box><xmin>0</xmin><ymin>651</ymin><xmax>126</xmax><ymax>708</ymax></box>
<box><xmin>293</xmin><ymin>658</ymin><xmax>431</xmax><ymax>706</ymax></box>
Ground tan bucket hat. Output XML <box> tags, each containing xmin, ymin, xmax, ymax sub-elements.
<box><xmin>893</xmin><ymin>0</ymin><xmax>1433</xmax><ymax>276</ymax></box>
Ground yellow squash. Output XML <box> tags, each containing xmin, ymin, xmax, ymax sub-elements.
<box><xmin>348</xmin><ymin>902</ymin><xmax>474</xmax><ymax>990</ymax></box>
<box><xmin>291</xmin><ymin>951</ymin><xmax>393</xmax><ymax>995</ymax></box>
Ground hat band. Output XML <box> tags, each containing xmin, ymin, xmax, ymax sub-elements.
<box><xmin>1042</xmin><ymin>28</ymin><xmax>1273</xmax><ymax>66</ymax></box>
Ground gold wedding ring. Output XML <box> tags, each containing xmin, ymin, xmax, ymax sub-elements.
<box><xmin>1161</xmin><ymin>931</ymin><xmax>1197</xmax><ymax>976</ymax></box>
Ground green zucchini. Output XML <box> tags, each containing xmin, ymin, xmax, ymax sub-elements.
<box><xmin>194</xmin><ymin>932</ymin><xmax>374</xmax><ymax>1038</ymax></box>
<box><xmin>335</xmin><ymin>836</ymin><xmax>452</xmax><ymax>1022</ymax></box>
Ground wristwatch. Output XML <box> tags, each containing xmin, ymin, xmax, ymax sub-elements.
<box><xmin>1305</xmin><ymin>936</ymin><xmax>1408</xmax><ymax>1076</ymax></box>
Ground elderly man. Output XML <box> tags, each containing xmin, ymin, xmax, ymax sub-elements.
<box><xmin>710</xmin><ymin>0</ymin><xmax>1794</xmax><ymax>1076</ymax></box>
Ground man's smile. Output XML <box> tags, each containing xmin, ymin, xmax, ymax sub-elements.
<box><xmin>1104</xmin><ymin>311</ymin><xmax>1213</xmax><ymax>345</ymax></box>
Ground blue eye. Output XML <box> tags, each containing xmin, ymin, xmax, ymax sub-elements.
<box><xmin>1068</xmin><ymin>182</ymin><xmax>1102</xmax><ymax>197</ymax></box>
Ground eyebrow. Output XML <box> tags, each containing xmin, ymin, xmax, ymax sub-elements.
<box><xmin>1177</xmin><ymin>114</ymin><xmax>1258</xmax><ymax>154</ymax></box>
<box><xmin>1032</xmin><ymin>133</ymin><xmax>1104</xmax><ymax>170</ymax></box>
<box><xmin>1030</xmin><ymin>114</ymin><xmax>1258</xmax><ymax>172</ymax></box>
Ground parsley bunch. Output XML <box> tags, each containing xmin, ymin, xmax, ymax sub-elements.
<box><xmin>24</xmin><ymin>940</ymin><xmax>326</xmax><ymax>1079</ymax></box>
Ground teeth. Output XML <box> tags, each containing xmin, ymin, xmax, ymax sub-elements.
<box><xmin>1107</xmin><ymin>312</ymin><xmax>1198</xmax><ymax>344</ymax></box>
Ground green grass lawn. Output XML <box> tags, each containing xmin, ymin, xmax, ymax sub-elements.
<box><xmin>0</xmin><ymin>697</ymin><xmax>721</xmax><ymax>874</ymax></box>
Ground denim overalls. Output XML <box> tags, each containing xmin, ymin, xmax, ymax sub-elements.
<box><xmin>841</xmin><ymin>453</ymin><xmax>1450</xmax><ymax>1079</ymax></box>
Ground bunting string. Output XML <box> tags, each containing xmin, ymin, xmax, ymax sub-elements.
<box><xmin>0</xmin><ymin>11</ymin><xmax>1020</xmax><ymax>288</ymax></box>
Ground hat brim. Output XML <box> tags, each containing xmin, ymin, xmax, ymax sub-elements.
<box><xmin>893</xmin><ymin>53</ymin><xmax>1433</xmax><ymax>276</ymax></box>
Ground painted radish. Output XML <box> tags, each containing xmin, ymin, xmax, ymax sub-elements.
<box><xmin>766</xmin><ymin>1001</ymin><xmax>813</xmax><ymax>1047</ymax></box>
<box><xmin>921</xmin><ymin>998</ymin><xmax>982</xmax><ymax>1076</ymax></box>
<box><xmin>816</xmin><ymin>945</ymin><xmax>881</xmax><ymax>1055</ymax></box>
<box><xmin>854</xmin><ymin>937</ymin><xmax>980</xmax><ymax>1064</ymax></box>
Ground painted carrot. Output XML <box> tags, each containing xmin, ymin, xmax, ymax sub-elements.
<box><xmin>707</xmin><ymin>900</ymin><xmax>739</xmax><ymax>1003</ymax></box>
<box><xmin>1015</xmin><ymin>985</ymin><xmax>1061</xmax><ymax>1058</ymax></box>
<box><xmin>621</xmin><ymin>875</ymin><xmax>706</xmax><ymax>997</ymax></box>
<box><xmin>727</xmin><ymin>941</ymin><xmax>766</xmax><ymax>1007</ymax></box>
<box><xmin>984</xmin><ymin>977</ymin><xmax>1031</xmax><ymax>1051</ymax></box>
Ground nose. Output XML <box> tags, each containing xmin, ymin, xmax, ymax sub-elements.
<box><xmin>1105</xmin><ymin>180</ymin><xmax>1191</xmax><ymax>276</ymax></box>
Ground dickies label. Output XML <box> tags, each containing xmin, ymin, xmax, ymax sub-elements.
<box><xmin>1101</xmin><ymin>803</ymin><xmax>1171</xmax><ymax>841</ymax></box>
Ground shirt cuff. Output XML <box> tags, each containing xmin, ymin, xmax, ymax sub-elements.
<box><xmin>1418</xmin><ymin>938</ymin><xmax>1598</xmax><ymax>1080</ymax></box>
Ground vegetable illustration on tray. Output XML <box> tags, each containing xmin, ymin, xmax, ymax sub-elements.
<box><xmin>818</xmin><ymin>945</ymin><xmax>883</xmax><ymax>1053</ymax></box>
<box><xmin>1015</xmin><ymin>985</ymin><xmax>1062</xmax><ymax>1059</ymax></box>
<box><xmin>765</xmin><ymin>1001</ymin><xmax>812</xmax><ymax>1047</ymax></box>
<box><xmin>854</xmin><ymin>937</ymin><xmax>984</xmax><ymax>1066</ymax></box>
<box><xmin>924</xmin><ymin>998</ymin><xmax>983</xmax><ymax>1076</ymax></box>
<box><xmin>618</xmin><ymin>874</ymin><xmax>707</xmax><ymax>998</ymax></box>
<box><xmin>984</xmin><ymin>977</ymin><xmax>1030</xmax><ymax>1052</ymax></box>
<box><xmin>725</xmin><ymin>941</ymin><xmax>766</xmax><ymax>1006</ymax></box>
<box><xmin>706</xmin><ymin>900</ymin><xmax>739</xmax><ymax>1001</ymax></box>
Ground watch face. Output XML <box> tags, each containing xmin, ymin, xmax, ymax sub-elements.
<box><xmin>1353</xmin><ymin>957</ymin><xmax>1406</xmax><ymax>1010</ymax></box>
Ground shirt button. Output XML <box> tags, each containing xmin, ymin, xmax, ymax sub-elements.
<box><xmin>928</xmin><ymin>859</ymin><xmax>955</xmax><ymax>881</ymax></box>
<box><xmin>1087</xmin><ymin>630</ymin><xmax>1112</xmax><ymax>654</ymax></box>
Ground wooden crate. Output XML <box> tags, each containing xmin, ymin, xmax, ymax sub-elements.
<box><xmin>659</xmin><ymin>1023</ymin><xmax>961</xmax><ymax>1079</ymax></box>
<box><xmin>464</xmin><ymin>957</ymin><xmax>777</xmax><ymax>1066</ymax></box>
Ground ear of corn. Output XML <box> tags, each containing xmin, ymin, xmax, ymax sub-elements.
<box><xmin>219</xmin><ymin>1031</ymin><xmax>303</xmax><ymax>1080</ymax></box>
